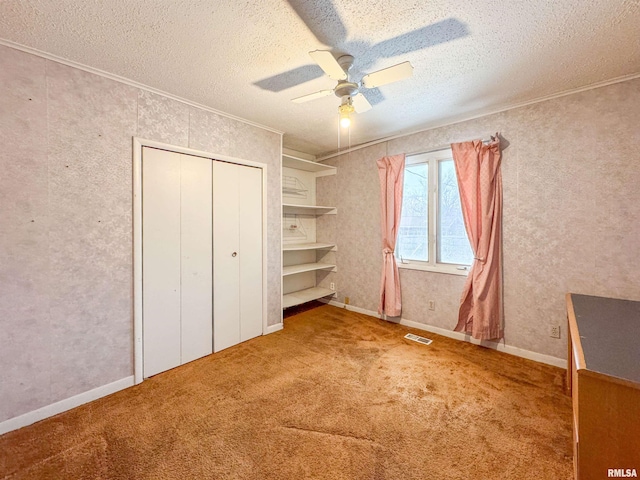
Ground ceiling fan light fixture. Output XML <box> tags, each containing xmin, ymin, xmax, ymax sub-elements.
<box><xmin>338</xmin><ymin>100</ymin><xmax>355</xmax><ymax>128</ymax></box>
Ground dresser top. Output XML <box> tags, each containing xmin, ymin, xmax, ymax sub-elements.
<box><xmin>570</xmin><ymin>294</ymin><xmax>640</xmax><ymax>384</ymax></box>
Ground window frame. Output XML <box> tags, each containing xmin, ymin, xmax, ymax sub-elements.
<box><xmin>396</xmin><ymin>148</ymin><xmax>471</xmax><ymax>276</ymax></box>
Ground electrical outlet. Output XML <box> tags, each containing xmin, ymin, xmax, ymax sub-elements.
<box><xmin>330</xmin><ymin>282</ymin><xmax>335</xmax><ymax>291</ymax></box>
<box><xmin>344</xmin><ymin>296</ymin><xmax>350</xmax><ymax>305</ymax></box>
<box><xmin>550</xmin><ymin>325</ymin><xmax>561</xmax><ymax>339</ymax></box>
<box><xmin>428</xmin><ymin>300</ymin><xmax>435</xmax><ymax>311</ymax></box>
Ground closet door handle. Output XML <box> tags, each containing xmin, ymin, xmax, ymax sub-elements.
<box><xmin>232</xmin><ymin>252</ymin><xmax>237</xmax><ymax>257</ymax></box>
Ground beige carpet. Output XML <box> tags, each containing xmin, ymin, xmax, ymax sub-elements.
<box><xmin>0</xmin><ymin>303</ymin><xmax>573</xmax><ymax>479</ymax></box>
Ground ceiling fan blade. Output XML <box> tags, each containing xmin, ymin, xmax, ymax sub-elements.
<box><xmin>352</xmin><ymin>94</ymin><xmax>372</xmax><ymax>113</ymax></box>
<box><xmin>373</xmin><ymin>18</ymin><xmax>469</xmax><ymax>58</ymax></box>
<box><xmin>309</xmin><ymin>50</ymin><xmax>347</xmax><ymax>81</ymax></box>
<box><xmin>292</xmin><ymin>89</ymin><xmax>334</xmax><ymax>103</ymax></box>
<box><xmin>362</xmin><ymin>62</ymin><xmax>413</xmax><ymax>89</ymax></box>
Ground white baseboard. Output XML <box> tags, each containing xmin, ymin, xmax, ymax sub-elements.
<box><xmin>325</xmin><ymin>300</ymin><xmax>567</xmax><ymax>369</ymax></box>
<box><xmin>265</xmin><ymin>322</ymin><xmax>283</xmax><ymax>334</ymax></box>
<box><xmin>0</xmin><ymin>376</ymin><xmax>134</xmax><ymax>436</ymax></box>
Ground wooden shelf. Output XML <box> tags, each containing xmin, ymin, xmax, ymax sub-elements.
<box><xmin>283</xmin><ymin>242</ymin><xmax>336</xmax><ymax>251</ymax></box>
<box><xmin>283</xmin><ymin>154</ymin><xmax>336</xmax><ymax>176</ymax></box>
<box><xmin>283</xmin><ymin>263</ymin><xmax>336</xmax><ymax>276</ymax></box>
<box><xmin>283</xmin><ymin>287</ymin><xmax>335</xmax><ymax>308</ymax></box>
<box><xmin>283</xmin><ymin>204</ymin><xmax>336</xmax><ymax>215</ymax></box>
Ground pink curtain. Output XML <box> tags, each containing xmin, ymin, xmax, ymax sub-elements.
<box><xmin>451</xmin><ymin>136</ymin><xmax>503</xmax><ymax>340</ymax></box>
<box><xmin>376</xmin><ymin>154</ymin><xmax>405</xmax><ymax>317</ymax></box>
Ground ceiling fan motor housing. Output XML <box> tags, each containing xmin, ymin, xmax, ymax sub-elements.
<box><xmin>334</xmin><ymin>81</ymin><xmax>359</xmax><ymax>98</ymax></box>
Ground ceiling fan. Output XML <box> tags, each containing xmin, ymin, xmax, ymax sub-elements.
<box><xmin>291</xmin><ymin>50</ymin><xmax>414</xmax><ymax>126</ymax></box>
<box><xmin>254</xmin><ymin>1</ymin><xmax>469</xmax><ymax>102</ymax></box>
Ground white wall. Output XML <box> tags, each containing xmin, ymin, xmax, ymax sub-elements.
<box><xmin>0</xmin><ymin>44</ymin><xmax>282</xmax><ymax>424</ymax></box>
<box><xmin>316</xmin><ymin>77</ymin><xmax>640</xmax><ymax>361</ymax></box>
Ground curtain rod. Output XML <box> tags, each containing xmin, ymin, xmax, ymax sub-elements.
<box><xmin>318</xmin><ymin>135</ymin><xmax>494</xmax><ymax>162</ymax></box>
<box><xmin>404</xmin><ymin>137</ymin><xmax>493</xmax><ymax>157</ymax></box>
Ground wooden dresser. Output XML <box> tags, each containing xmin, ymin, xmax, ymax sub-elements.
<box><xmin>566</xmin><ymin>293</ymin><xmax>640</xmax><ymax>480</ymax></box>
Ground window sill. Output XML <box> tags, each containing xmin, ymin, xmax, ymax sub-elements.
<box><xmin>397</xmin><ymin>262</ymin><xmax>469</xmax><ymax>276</ymax></box>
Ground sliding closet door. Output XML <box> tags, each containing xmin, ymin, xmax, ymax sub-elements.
<box><xmin>142</xmin><ymin>148</ymin><xmax>182</xmax><ymax>377</ymax></box>
<box><xmin>212</xmin><ymin>161</ymin><xmax>241</xmax><ymax>352</ymax></box>
<box><xmin>239</xmin><ymin>166</ymin><xmax>263</xmax><ymax>342</ymax></box>
<box><xmin>180</xmin><ymin>155</ymin><xmax>213</xmax><ymax>364</ymax></box>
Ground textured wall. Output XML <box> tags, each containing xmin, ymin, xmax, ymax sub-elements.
<box><xmin>317</xmin><ymin>78</ymin><xmax>640</xmax><ymax>360</ymax></box>
<box><xmin>0</xmin><ymin>44</ymin><xmax>282</xmax><ymax>423</ymax></box>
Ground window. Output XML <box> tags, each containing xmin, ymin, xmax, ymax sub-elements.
<box><xmin>396</xmin><ymin>149</ymin><xmax>473</xmax><ymax>275</ymax></box>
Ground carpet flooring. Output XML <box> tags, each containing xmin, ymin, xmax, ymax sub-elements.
<box><xmin>0</xmin><ymin>303</ymin><xmax>574</xmax><ymax>479</ymax></box>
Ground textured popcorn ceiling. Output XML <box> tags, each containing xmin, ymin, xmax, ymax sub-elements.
<box><xmin>1</xmin><ymin>0</ymin><xmax>639</xmax><ymax>155</ymax></box>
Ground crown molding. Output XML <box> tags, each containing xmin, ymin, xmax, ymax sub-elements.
<box><xmin>0</xmin><ymin>39</ymin><xmax>284</xmax><ymax>136</ymax></box>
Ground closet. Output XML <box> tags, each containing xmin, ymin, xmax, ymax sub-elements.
<box><xmin>142</xmin><ymin>146</ymin><xmax>262</xmax><ymax>378</ymax></box>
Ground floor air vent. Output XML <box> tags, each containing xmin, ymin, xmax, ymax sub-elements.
<box><xmin>404</xmin><ymin>333</ymin><xmax>433</xmax><ymax>345</ymax></box>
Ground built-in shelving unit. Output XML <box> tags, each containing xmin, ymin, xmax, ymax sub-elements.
<box><xmin>282</xmin><ymin>153</ymin><xmax>337</xmax><ymax>310</ymax></box>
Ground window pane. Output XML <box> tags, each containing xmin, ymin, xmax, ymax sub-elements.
<box><xmin>397</xmin><ymin>163</ymin><xmax>428</xmax><ymax>262</ymax></box>
<box><xmin>437</xmin><ymin>160</ymin><xmax>473</xmax><ymax>265</ymax></box>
